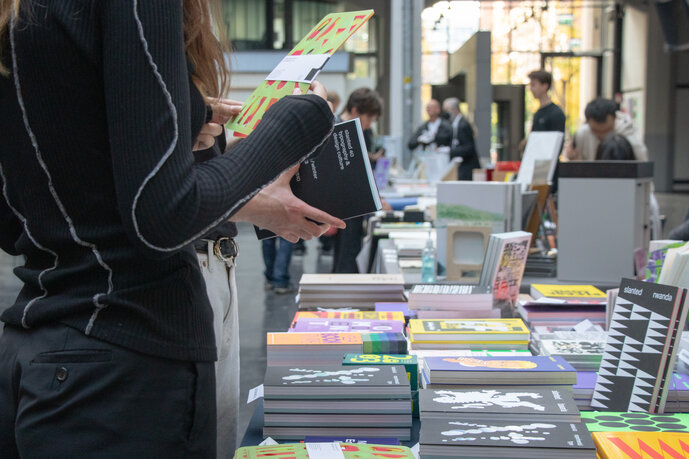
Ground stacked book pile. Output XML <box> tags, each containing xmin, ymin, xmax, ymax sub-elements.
<box><xmin>296</xmin><ymin>274</ymin><xmax>405</xmax><ymax>310</ymax></box>
<box><xmin>289</xmin><ymin>310</ymin><xmax>405</xmax><ymax>328</ymax></box>
<box><xmin>417</xmin><ymin>386</ymin><xmax>594</xmax><ymax>458</ymax></box>
<box><xmin>343</xmin><ymin>353</ymin><xmax>420</xmax><ymax>417</ymax></box>
<box><xmin>408</xmin><ymin>318</ymin><xmax>530</xmax><ymax>351</ymax></box>
<box><xmin>406</xmin><ymin>284</ymin><xmax>498</xmax><ymax>319</ymax></box>
<box><xmin>266</xmin><ymin>332</ymin><xmax>407</xmax><ymax>366</ymax></box>
<box><xmin>419</xmin><ymin>386</ymin><xmax>581</xmax><ymax>422</ymax></box>
<box><xmin>374</xmin><ymin>302</ymin><xmax>417</xmax><ymax>322</ymax></box>
<box><xmin>410</xmin><ymin>348</ymin><xmax>532</xmax><ymax>369</ymax></box>
<box><xmin>288</xmin><ymin>318</ymin><xmax>405</xmax><ymax>334</ymax></box>
<box><xmin>573</xmin><ymin>371</ymin><xmax>689</xmax><ymax>411</ymax></box>
<box><xmin>234</xmin><ymin>443</ymin><xmax>415</xmax><ymax>458</ymax></box>
<box><xmin>530</xmin><ymin>325</ymin><xmax>606</xmax><ymax>371</ymax></box>
<box><xmin>262</xmin><ymin>365</ymin><xmax>412</xmax><ymax>440</ymax></box>
<box><xmin>517</xmin><ymin>284</ymin><xmax>607</xmax><ymax>328</ymax></box>
<box><xmin>419</xmin><ymin>417</ymin><xmax>595</xmax><ymax>458</ymax></box>
<box><xmin>420</xmin><ymin>355</ymin><xmax>577</xmax><ymax>390</ymax></box>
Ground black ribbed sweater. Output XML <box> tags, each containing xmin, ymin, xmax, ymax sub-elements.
<box><xmin>0</xmin><ymin>1</ymin><xmax>333</xmax><ymax>361</ymax></box>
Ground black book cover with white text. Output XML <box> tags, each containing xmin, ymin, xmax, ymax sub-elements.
<box><xmin>255</xmin><ymin>118</ymin><xmax>382</xmax><ymax>239</ymax></box>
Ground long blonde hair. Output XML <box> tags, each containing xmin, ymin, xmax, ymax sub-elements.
<box><xmin>0</xmin><ymin>0</ymin><xmax>231</xmax><ymax>99</ymax></box>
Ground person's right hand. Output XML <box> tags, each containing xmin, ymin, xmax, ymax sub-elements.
<box><xmin>230</xmin><ymin>165</ymin><xmax>346</xmax><ymax>243</ymax></box>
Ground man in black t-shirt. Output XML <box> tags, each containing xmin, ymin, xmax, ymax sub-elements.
<box><xmin>528</xmin><ymin>69</ymin><xmax>565</xmax><ymax>133</ymax></box>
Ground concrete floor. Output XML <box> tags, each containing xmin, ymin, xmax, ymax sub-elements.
<box><xmin>1</xmin><ymin>195</ymin><xmax>689</xmax><ymax>452</ymax></box>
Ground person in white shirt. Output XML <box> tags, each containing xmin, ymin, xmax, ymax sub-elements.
<box><xmin>408</xmin><ymin>99</ymin><xmax>453</xmax><ymax>151</ymax></box>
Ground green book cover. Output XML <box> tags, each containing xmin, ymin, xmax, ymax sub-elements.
<box><xmin>343</xmin><ymin>354</ymin><xmax>418</xmax><ymax>389</ymax></box>
<box><xmin>581</xmin><ymin>411</ymin><xmax>689</xmax><ymax>432</ymax></box>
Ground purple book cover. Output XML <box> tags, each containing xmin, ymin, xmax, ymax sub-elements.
<box><xmin>290</xmin><ymin>319</ymin><xmax>404</xmax><ymax>334</ymax></box>
<box><xmin>672</xmin><ymin>373</ymin><xmax>689</xmax><ymax>392</ymax></box>
<box><xmin>375</xmin><ymin>302</ymin><xmax>417</xmax><ymax>319</ymax></box>
<box><xmin>303</xmin><ymin>436</ymin><xmax>400</xmax><ymax>445</ymax></box>
<box><xmin>574</xmin><ymin>371</ymin><xmax>598</xmax><ymax>390</ymax></box>
<box><xmin>425</xmin><ymin>355</ymin><xmax>576</xmax><ymax>373</ymax></box>
<box><xmin>574</xmin><ymin>372</ymin><xmax>688</xmax><ymax>391</ymax></box>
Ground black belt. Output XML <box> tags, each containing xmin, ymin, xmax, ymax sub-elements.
<box><xmin>193</xmin><ymin>237</ymin><xmax>238</xmax><ymax>261</ymax></box>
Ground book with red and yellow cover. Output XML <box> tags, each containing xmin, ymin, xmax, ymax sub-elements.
<box><xmin>592</xmin><ymin>431</ymin><xmax>689</xmax><ymax>459</ymax></box>
<box><xmin>234</xmin><ymin>442</ymin><xmax>415</xmax><ymax>459</ymax></box>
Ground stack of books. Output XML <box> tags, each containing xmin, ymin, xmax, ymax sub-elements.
<box><xmin>290</xmin><ymin>310</ymin><xmax>405</xmax><ymax>328</ymax></box>
<box><xmin>297</xmin><ymin>274</ymin><xmax>405</xmax><ymax>310</ymax></box>
<box><xmin>374</xmin><ymin>302</ymin><xmax>417</xmax><ymax>322</ymax></box>
<box><xmin>288</xmin><ymin>318</ymin><xmax>405</xmax><ymax>334</ymax></box>
<box><xmin>266</xmin><ymin>332</ymin><xmax>407</xmax><ymax>366</ymax></box>
<box><xmin>262</xmin><ymin>365</ymin><xmax>412</xmax><ymax>440</ymax></box>
<box><xmin>410</xmin><ymin>348</ymin><xmax>532</xmax><ymax>369</ymax></box>
<box><xmin>530</xmin><ymin>326</ymin><xmax>606</xmax><ymax>371</ymax></box>
<box><xmin>406</xmin><ymin>284</ymin><xmax>497</xmax><ymax>319</ymax></box>
<box><xmin>419</xmin><ymin>418</ymin><xmax>595</xmax><ymax>458</ymax></box>
<box><xmin>343</xmin><ymin>353</ymin><xmax>419</xmax><ymax>417</ymax></box>
<box><xmin>536</xmin><ymin>337</ymin><xmax>604</xmax><ymax>371</ymax></box>
<box><xmin>420</xmin><ymin>355</ymin><xmax>577</xmax><ymax>389</ymax></box>
<box><xmin>419</xmin><ymin>387</ymin><xmax>581</xmax><ymax>422</ymax></box>
<box><xmin>408</xmin><ymin>318</ymin><xmax>530</xmax><ymax>351</ymax></box>
<box><xmin>235</xmin><ymin>442</ymin><xmax>415</xmax><ymax>458</ymax></box>
<box><xmin>517</xmin><ymin>284</ymin><xmax>607</xmax><ymax>328</ymax></box>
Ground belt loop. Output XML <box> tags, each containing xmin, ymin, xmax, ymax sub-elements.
<box><xmin>207</xmin><ymin>240</ymin><xmax>215</xmax><ymax>273</ymax></box>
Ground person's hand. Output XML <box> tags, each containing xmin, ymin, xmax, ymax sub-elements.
<box><xmin>230</xmin><ymin>165</ymin><xmax>346</xmax><ymax>242</ymax></box>
<box><xmin>381</xmin><ymin>198</ymin><xmax>393</xmax><ymax>212</ymax></box>
<box><xmin>193</xmin><ymin>122</ymin><xmax>223</xmax><ymax>151</ymax></box>
<box><xmin>210</xmin><ymin>99</ymin><xmax>243</xmax><ymax>124</ymax></box>
<box><xmin>193</xmin><ymin>99</ymin><xmax>244</xmax><ymax>151</ymax></box>
<box><xmin>291</xmin><ymin>80</ymin><xmax>328</xmax><ymax>103</ymax></box>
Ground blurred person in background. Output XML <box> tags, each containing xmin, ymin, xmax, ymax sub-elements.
<box><xmin>566</xmin><ymin>98</ymin><xmax>648</xmax><ymax>162</ymax></box>
<box><xmin>408</xmin><ymin>99</ymin><xmax>452</xmax><ymax>151</ymax></box>
<box><xmin>442</xmin><ymin>97</ymin><xmax>479</xmax><ymax>180</ymax></box>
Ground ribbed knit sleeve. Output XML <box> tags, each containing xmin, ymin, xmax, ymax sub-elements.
<box><xmin>101</xmin><ymin>1</ymin><xmax>333</xmax><ymax>259</ymax></box>
<box><xmin>0</xmin><ymin>174</ymin><xmax>22</xmax><ymax>256</ymax></box>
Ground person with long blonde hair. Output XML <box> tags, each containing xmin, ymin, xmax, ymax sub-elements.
<box><xmin>0</xmin><ymin>0</ymin><xmax>343</xmax><ymax>456</ymax></box>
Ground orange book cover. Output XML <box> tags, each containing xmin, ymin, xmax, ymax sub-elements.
<box><xmin>267</xmin><ymin>332</ymin><xmax>364</xmax><ymax>346</ymax></box>
<box><xmin>593</xmin><ymin>432</ymin><xmax>689</xmax><ymax>459</ymax></box>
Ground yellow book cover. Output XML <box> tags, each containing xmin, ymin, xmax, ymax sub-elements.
<box><xmin>291</xmin><ymin>311</ymin><xmax>404</xmax><ymax>328</ymax></box>
<box><xmin>267</xmin><ymin>332</ymin><xmax>363</xmax><ymax>346</ymax></box>
<box><xmin>531</xmin><ymin>283</ymin><xmax>606</xmax><ymax>299</ymax></box>
<box><xmin>592</xmin><ymin>431</ymin><xmax>689</xmax><ymax>459</ymax></box>
<box><xmin>408</xmin><ymin>319</ymin><xmax>528</xmax><ymax>335</ymax></box>
<box><xmin>227</xmin><ymin>10</ymin><xmax>374</xmax><ymax>137</ymax></box>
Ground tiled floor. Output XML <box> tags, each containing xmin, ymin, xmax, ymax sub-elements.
<box><xmin>1</xmin><ymin>195</ymin><xmax>688</xmax><ymax>456</ymax></box>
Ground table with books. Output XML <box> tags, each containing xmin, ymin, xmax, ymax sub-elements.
<box><xmin>235</xmin><ymin>239</ymin><xmax>689</xmax><ymax>458</ymax></box>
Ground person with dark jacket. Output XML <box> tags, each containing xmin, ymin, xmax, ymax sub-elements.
<box><xmin>442</xmin><ymin>97</ymin><xmax>480</xmax><ymax>180</ymax></box>
<box><xmin>0</xmin><ymin>1</ymin><xmax>344</xmax><ymax>457</ymax></box>
<box><xmin>408</xmin><ymin>99</ymin><xmax>453</xmax><ymax>151</ymax></box>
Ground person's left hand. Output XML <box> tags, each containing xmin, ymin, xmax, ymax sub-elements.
<box><xmin>193</xmin><ymin>122</ymin><xmax>223</xmax><ymax>151</ymax></box>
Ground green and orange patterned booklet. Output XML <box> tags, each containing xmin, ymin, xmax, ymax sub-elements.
<box><xmin>227</xmin><ymin>10</ymin><xmax>374</xmax><ymax>137</ymax></box>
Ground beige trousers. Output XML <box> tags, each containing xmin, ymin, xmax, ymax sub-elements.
<box><xmin>198</xmin><ymin>242</ymin><xmax>240</xmax><ymax>459</ymax></box>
